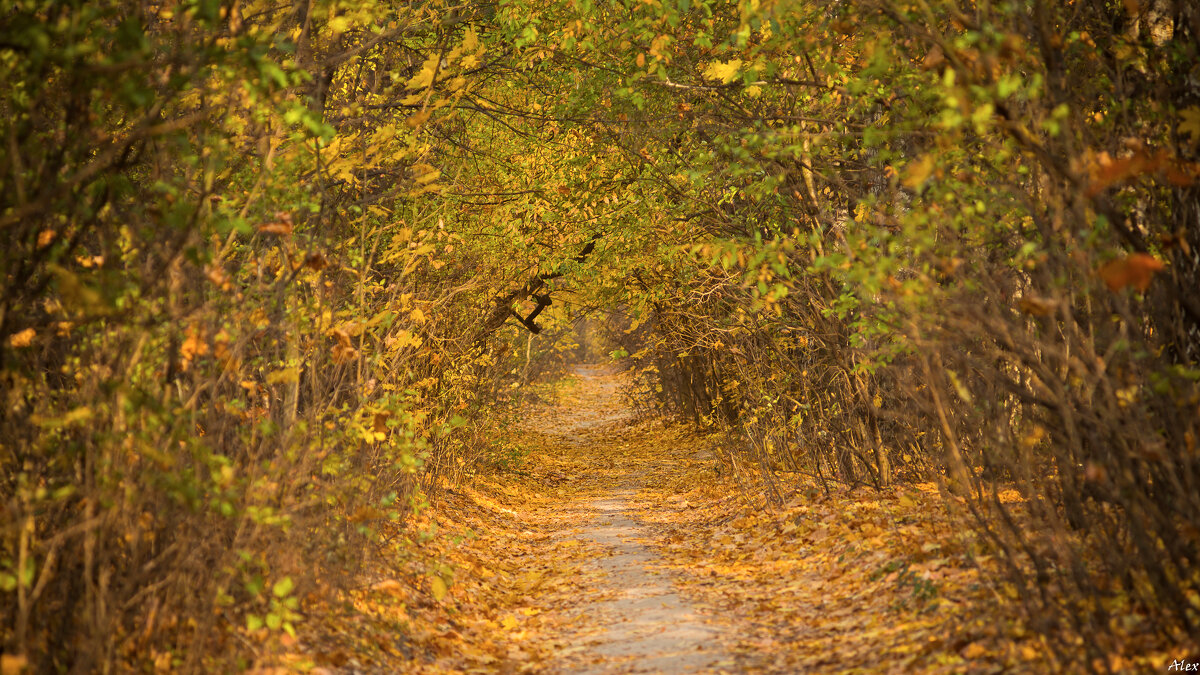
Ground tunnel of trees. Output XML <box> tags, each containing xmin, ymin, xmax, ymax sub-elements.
<box><xmin>2</xmin><ymin>0</ymin><xmax>1199</xmax><ymax>671</ymax></box>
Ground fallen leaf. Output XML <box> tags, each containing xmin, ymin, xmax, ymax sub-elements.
<box><xmin>430</xmin><ymin>575</ymin><xmax>448</xmax><ymax>601</ymax></box>
<box><xmin>371</xmin><ymin>579</ymin><xmax>405</xmax><ymax>595</ymax></box>
<box><xmin>963</xmin><ymin>642</ymin><xmax>988</xmax><ymax>659</ymax></box>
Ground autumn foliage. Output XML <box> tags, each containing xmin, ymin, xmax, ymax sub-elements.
<box><xmin>2</xmin><ymin>0</ymin><xmax>1200</xmax><ymax>671</ymax></box>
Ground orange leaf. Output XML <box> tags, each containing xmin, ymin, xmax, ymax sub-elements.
<box><xmin>371</xmin><ymin>579</ymin><xmax>405</xmax><ymax>596</ymax></box>
<box><xmin>1097</xmin><ymin>253</ymin><xmax>1164</xmax><ymax>292</ymax></box>
<box><xmin>331</xmin><ymin>342</ymin><xmax>358</xmax><ymax>363</ymax></box>
<box><xmin>205</xmin><ymin>264</ymin><xmax>232</xmax><ymax>290</ymax></box>
<box><xmin>257</xmin><ymin>212</ymin><xmax>294</xmax><ymax>235</ymax></box>
<box><xmin>330</xmin><ymin>328</ymin><xmax>353</xmax><ymax>349</ymax></box>
<box><xmin>7</xmin><ymin>328</ymin><xmax>35</xmax><ymax>348</ymax></box>
<box><xmin>1085</xmin><ymin>149</ymin><xmax>1168</xmax><ymax>197</ymax></box>
<box><xmin>1</xmin><ymin>654</ymin><xmax>28</xmax><ymax>675</ymax></box>
<box><xmin>257</xmin><ymin>222</ymin><xmax>293</xmax><ymax>235</ymax></box>
<box><xmin>1164</xmin><ymin>161</ymin><xmax>1200</xmax><ymax>187</ymax></box>
<box><xmin>180</xmin><ymin>325</ymin><xmax>209</xmax><ymax>369</ymax></box>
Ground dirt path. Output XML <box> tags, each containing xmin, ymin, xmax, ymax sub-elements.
<box><xmin>565</xmin><ymin>490</ymin><xmax>723</xmax><ymax>674</ymax></box>
<box><xmin>532</xmin><ymin>365</ymin><xmax>730</xmax><ymax>674</ymax></box>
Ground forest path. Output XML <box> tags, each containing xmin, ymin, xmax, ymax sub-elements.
<box><xmin>527</xmin><ymin>364</ymin><xmax>731</xmax><ymax>674</ymax></box>
<box><xmin>297</xmin><ymin>364</ymin><xmax>1033</xmax><ymax>674</ymax></box>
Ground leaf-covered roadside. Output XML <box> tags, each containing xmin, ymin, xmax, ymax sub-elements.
<box><xmin>268</xmin><ymin>486</ymin><xmax>601</xmax><ymax>674</ymax></box>
<box><xmin>641</xmin><ymin>478</ymin><xmax>1048</xmax><ymax>673</ymax></box>
<box><xmin>243</xmin><ymin>375</ymin><xmax>616</xmax><ymax>673</ymax></box>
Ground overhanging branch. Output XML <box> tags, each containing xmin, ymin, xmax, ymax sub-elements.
<box><xmin>474</xmin><ymin>235</ymin><xmax>600</xmax><ymax>342</ymax></box>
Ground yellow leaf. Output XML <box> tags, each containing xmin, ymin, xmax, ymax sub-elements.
<box><xmin>501</xmin><ymin>615</ymin><xmax>519</xmax><ymax>630</ymax></box>
<box><xmin>462</xmin><ymin>27</ymin><xmax>479</xmax><ymax>53</ymax></box>
<box><xmin>416</xmin><ymin>168</ymin><xmax>441</xmax><ymax>185</ymax></box>
<box><xmin>430</xmin><ymin>575</ymin><xmax>447</xmax><ymax>601</ymax></box>
<box><xmin>7</xmin><ymin>328</ymin><xmax>35</xmax><ymax>348</ymax></box>
<box><xmin>410</xmin><ymin>308</ymin><xmax>426</xmax><ymax>324</ymax></box>
<box><xmin>702</xmin><ymin>59</ymin><xmax>743</xmax><ymax>84</ymax></box>
<box><xmin>945</xmin><ymin>368</ymin><xmax>972</xmax><ymax>404</ymax></box>
<box><xmin>266</xmin><ymin>367</ymin><xmax>300</xmax><ymax>384</ymax></box>
<box><xmin>1179</xmin><ymin>107</ymin><xmax>1200</xmax><ymax>145</ymax></box>
<box><xmin>406</xmin><ymin>55</ymin><xmax>439</xmax><ymax>90</ymax></box>
<box><xmin>33</xmin><ymin>406</ymin><xmax>92</xmax><ymax>429</ymax></box>
<box><xmin>392</xmin><ymin>330</ymin><xmax>423</xmax><ymax>349</ymax></box>
<box><xmin>902</xmin><ymin>155</ymin><xmax>935</xmax><ymax>189</ymax></box>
